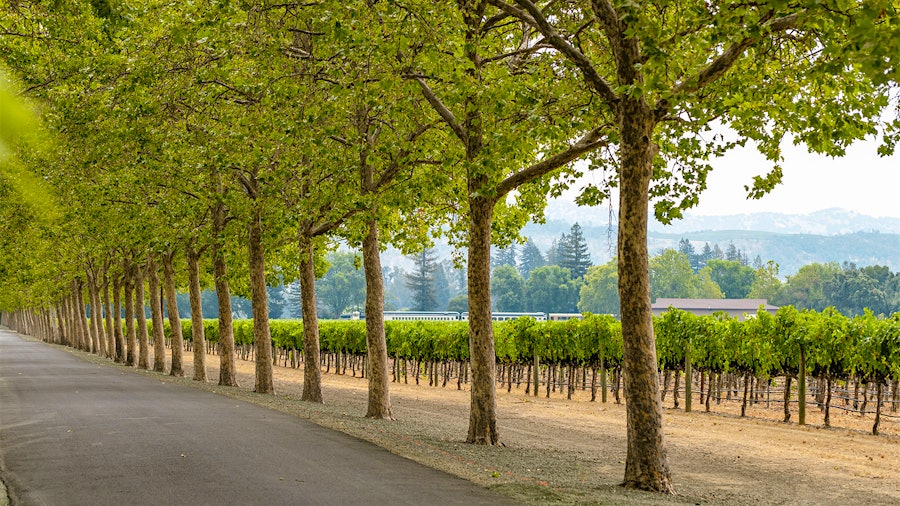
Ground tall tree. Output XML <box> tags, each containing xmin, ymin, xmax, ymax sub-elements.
<box><xmin>703</xmin><ymin>259</ymin><xmax>756</xmax><ymax>299</ymax></box>
<box><xmin>578</xmin><ymin>258</ymin><xmax>620</xmax><ymax>316</ymax></box>
<box><xmin>492</xmin><ymin>0</ymin><xmax>896</xmax><ymax>491</ymax></box>
<box><xmin>491</xmin><ymin>244</ymin><xmax>517</xmax><ymax>270</ymax></box>
<box><xmin>405</xmin><ymin>248</ymin><xmax>439</xmax><ymax>311</ymax></box>
<box><xmin>316</xmin><ymin>252</ymin><xmax>366</xmax><ymax>319</ymax></box>
<box><xmin>749</xmin><ymin>260</ymin><xmax>782</xmax><ymax>301</ymax></box>
<box><xmin>773</xmin><ymin>262</ymin><xmax>842</xmax><ymax>311</ymax></box>
<box><xmin>557</xmin><ymin>223</ymin><xmax>592</xmax><ymax>279</ymax></box>
<box><xmin>677</xmin><ymin>239</ymin><xmax>701</xmax><ymax>273</ymax></box>
<box><xmin>525</xmin><ymin>265</ymin><xmax>581</xmax><ymax>312</ymax></box>
<box><xmin>491</xmin><ymin>265</ymin><xmax>526</xmax><ymax>311</ymax></box>
<box><xmin>518</xmin><ymin>237</ymin><xmax>545</xmax><ymax>278</ymax></box>
<box><xmin>406</xmin><ymin>0</ymin><xmax>607</xmax><ymax>445</ymax></box>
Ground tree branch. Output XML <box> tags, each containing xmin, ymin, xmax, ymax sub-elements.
<box><xmin>486</xmin><ymin>0</ymin><xmax>619</xmax><ymax>109</ymax></box>
<box><xmin>410</xmin><ymin>76</ymin><xmax>468</xmax><ymax>145</ymax></box>
<box><xmin>495</xmin><ymin>125</ymin><xmax>610</xmax><ymax>199</ymax></box>
<box><xmin>661</xmin><ymin>12</ymin><xmax>803</xmax><ymax>116</ymax></box>
<box><xmin>373</xmin><ymin>122</ymin><xmax>432</xmax><ymax>190</ymax></box>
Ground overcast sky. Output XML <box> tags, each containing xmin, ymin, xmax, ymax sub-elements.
<box><xmin>692</xmin><ymin>137</ymin><xmax>899</xmax><ymax>218</ymax></box>
<box><xmin>567</xmin><ymin>133</ymin><xmax>899</xmax><ymax>219</ymax></box>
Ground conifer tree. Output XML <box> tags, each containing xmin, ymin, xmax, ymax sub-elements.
<box><xmin>404</xmin><ymin>248</ymin><xmax>438</xmax><ymax>311</ymax></box>
<box><xmin>518</xmin><ymin>238</ymin><xmax>545</xmax><ymax>278</ymax></box>
<box><xmin>557</xmin><ymin>223</ymin><xmax>592</xmax><ymax>279</ymax></box>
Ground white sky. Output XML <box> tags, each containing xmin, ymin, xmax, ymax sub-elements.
<box><xmin>566</xmin><ymin>134</ymin><xmax>900</xmax><ymax>219</ymax></box>
<box><xmin>692</xmin><ymin>137</ymin><xmax>900</xmax><ymax>218</ymax></box>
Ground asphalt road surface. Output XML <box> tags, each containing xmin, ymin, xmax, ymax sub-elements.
<box><xmin>0</xmin><ymin>329</ymin><xmax>516</xmax><ymax>505</ymax></box>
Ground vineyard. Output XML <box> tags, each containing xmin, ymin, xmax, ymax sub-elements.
<box><xmin>158</xmin><ymin>306</ymin><xmax>900</xmax><ymax>435</ymax></box>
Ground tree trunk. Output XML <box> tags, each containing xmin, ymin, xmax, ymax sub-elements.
<box><xmin>741</xmin><ymin>373</ymin><xmax>750</xmax><ymax>417</ymax></box>
<box><xmin>134</xmin><ymin>264</ymin><xmax>150</xmax><ymax>370</ymax></box>
<box><xmin>187</xmin><ymin>247</ymin><xmax>208</xmax><ymax>382</ymax></box>
<box><xmin>88</xmin><ymin>271</ymin><xmax>106</xmax><ymax>358</ymax></box>
<box><xmin>824</xmin><ymin>376</ymin><xmax>833</xmax><ymax>427</ymax></box>
<box><xmin>618</xmin><ymin>102</ymin><xmax>674</xmax><ymax>492</ymax></box>
<box><xmin>297</xmin><ymin>238</ymin><xmax>321</xmax><ymax>402</ymax></box>
<box><xmin>362</xmin><ymin>218</ymin><xmax>391</xmax><ymax>419</ymax></box>
<box><xmin>783</xmin><ymin>376</ymin><xmax>792</xmax><ymax>423</ymax></box>
<box><xmin>86</xmin><ymin>274</ymin><xmax>101</xmax><ymax>354</ymax></box>
<box><xmin>673</xmin><ymin>370</ymin><xmax>680</xmax><ymax>409</ymax></box>
<box><xmin>76</xmin><ymin>280</ymin><xmax>92</xmax><ymax>354</ymax></box>
<box><xmin>873</xmin><ymin>380</ymin><xmax>883</xmax><ymax>435</ymax></box>
<box><xmin>248</xmin><ymin>206</ymin><xmax>274</xmax><ymax>394</ymax></box>
<box><xmin>124</xmin><ymin>263</ymin><xmax>136</xmax><ymax>367</ymax></box>
<box><xmin>684</xmin><ymin>348</ymin><xmax>692</xmax><ymax>413</ymax></box>
<box><xmin>113</xmin><ymin>277</ymin><xmax>125</xmax><ymax>363</ymax></box>
<box><xmin>54</xmin><ymin>302</ymin><xmax>66</xmax><ymax>347</ymax></box>
<box><xmin>798</xmin><ymin>347</ymin><xmax>807</xmax><ymax>425</ymax></box>
<box><xmin>147</xmin><ymin>259</ymin><xmax>167</xmax><ymax>373</ymax></box>
<box><xmin>466</xmin><ymin>194</ymin><xmax>499</xmax><ymax>445</ymax></box>
<box><xmin>103</xmin><ymin>275</ymin><xmax>114</xmax><ymax>360</ymax></box>
<box><xmin>601</xmin><ymin>355</ymin><xmax>607</xmax><ymax>403</ymax></box>
<box><xmin>892</xmin><ymin>379</ymin><xmax>898</xmax><ymax>413</ymax></box>
<box><xmin>163</xmin><ymin>252</ymin><xmax>185</xmax><ymax>377</ymax></box>
<box><xmin>68</xmin><ymin>286</ymin><xmax>82</xmax><ymax>350</ymax></box>
<box><xmin>212</xmin><ymin>199</ymin><xmax>238</xmax><ymax>387</ymax></box>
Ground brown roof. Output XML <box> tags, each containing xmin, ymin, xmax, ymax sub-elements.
<box><xmin>651</xmin><ymin>298</ymin><xmax>779</xmax><ymax>311</ymax></box>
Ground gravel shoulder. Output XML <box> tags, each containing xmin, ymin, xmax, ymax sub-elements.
<box><xmin>60</xmin><ymin>343</ymin><xmax>900</xmax><ymax>505</ymax></box>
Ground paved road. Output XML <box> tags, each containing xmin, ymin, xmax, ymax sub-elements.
<box><xmin>0</xmin><ymin>330</ymin><xmax>516</xmax><ymax>505</ymax></box>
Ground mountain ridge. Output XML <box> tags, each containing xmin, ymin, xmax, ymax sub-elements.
<box><xmin>543</xmin><ymin>199</ymin><xmax>900</xmax><ymax>235</ymax></box>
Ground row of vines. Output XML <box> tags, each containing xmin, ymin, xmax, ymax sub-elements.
<box><xmin>154</xmin><ymin>306</ymin><xmax>900</xmax><ymax>434</ymax></box>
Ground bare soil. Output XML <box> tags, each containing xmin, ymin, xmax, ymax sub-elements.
<box><xmin>73</xmin><ymin>345</ymin><xmax>900</xmax><ymax>505</ymax></box>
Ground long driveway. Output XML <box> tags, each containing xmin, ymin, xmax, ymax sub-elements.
<box><xmin>0</xmin><ymin>329</ymin><xmax>515</xmax><ymax>505</ymax></box>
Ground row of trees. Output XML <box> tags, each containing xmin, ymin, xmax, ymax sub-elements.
<box><xmin>2</xmin><ymin>0</ymin><xmax>897</xmax><ymax>494</ymax></box>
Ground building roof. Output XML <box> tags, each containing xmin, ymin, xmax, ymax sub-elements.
<box><xmin>651</xmin><ymin>298</ymin><xmax>779</xmax><ymax>312</ymax></box>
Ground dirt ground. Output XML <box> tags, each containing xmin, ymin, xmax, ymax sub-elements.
<box><xmin>69</xmin><ymin>345</ymin><xmax>900</xmax><ymax>505</ymax></box>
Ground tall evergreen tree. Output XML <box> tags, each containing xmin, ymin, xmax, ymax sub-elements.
<box><xmin>433</xmin><ymin>262</ymin><xmax>452</xmax><ymax>312</ymax></box>
<box><xmin>712</xmin><ymin>243</ymin><xmax>725</xmax><ymax>261</ymax></box>
<box><xmin>491</xmin><ymin>244</ymin><xmax>517</xmax><ymax>270</ymax></box>
<box><xmin>546</xmin><ymin>238</ymin><xmax>561</xmax><ymax>266</ymax></box>
<box><xmin>404</xmin><ymin>248</ymin><xmax>438</xmax><ymax>311</ymax></box>
<box><xmin>557</xmin><ymin>223</ymin><xmax>592</xmax><ymax>279</ymax></box>
<box><xmin>698</xmin><ymin>242</ymin><xmax>714</xmax><ymax>271</ymax></box>
<box><xmin>677</xmin><ymin>238</ymin><xmax>701</xmax><ymax>273</ymax></box>
<box><xmin>518</xmin><ymin>237</ymin><xmax>545</xmax><ymax>278</ymax></box>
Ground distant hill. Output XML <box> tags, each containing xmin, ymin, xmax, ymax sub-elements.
<box><xmin>376</xmin><ymin>205</ymin><xmax>900</xmax><ymax>278</ymax></box>
<box><xmin>544</xmin><ymin>200</ymin><xmax>900</xmax><ymax>235</ymax></box>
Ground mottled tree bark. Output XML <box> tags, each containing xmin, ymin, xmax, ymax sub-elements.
<box><xmin>88</xmin><ymin>271</ymin><xmax>106</xmax><ymax>358</ymax></box>
<box><xmin>147</xmin><ymin>258</ymin><xmax>167</xmax><ymax>373</ymax></box>
<box><xmin>113</xmin><ymin>276</ymin><xmax>125</xmax><ymax>363</ymax></box>
<box><xmin>124</xmin><ymin>262</ymin><xmax>137</xmax><ymax>367</ymax></box>
<box><xmin>362</xmin><ymin>218</ymin><xmax>391</xmax><ymax>418</ymax></box>
<box><xmin>134</xmin><ymin>264</ymin><xmax>150</xmax><ymax>370</ymax></box>
<box><xmin>76</xmin><ymin>280</ymin><xmax>92</xmax><ymax>354</ymax></box>
<box><xmin>248</xmin><ymin>205</ymin><xmax>274</xmax><ymax>394</ymax></box>
<box><xmin>163</xmin><ymin>252</ymin><xmax>184</xmax><ymax>377</ymax></box>
<box><xmin>212</xmin><ymin>199</ymin><xmax>238</xmax><ymax>387</ymax></box>
<box><xmin>618</xmin><ymin>101</ymin><xmax>674</xmax><ymax>493</ymax></box>
<box><xmin>298</xmin><ymin>238</ymin><xmax>321</xmax><ymax>402</ymax></box>
<box><xmin>186</xmin><ymin>247</ymin><xmax>207</xmax><ymax>382</ymax></box>
<box><xmin>466</xmin><ymin>194</ymin><xmax>499</xmax><ymax>445</ymax></box>
<box><xmin>783</xmin><ymin>376</ymin><xmax>792</xmax><ymax>422</ymax></box>
<box><xmin>873</xmin><ymin>380</ymin><xmax>883</xmax><ymax>435</ymax></box>
<box><xmin>102</xmin><ymin>274</ymin><xmax>114</xmax><ymax>360</ymax></box>
<box><xmin>54</xmin><ymin>302</ymin><xmax>67</xmax><ymax>347</ymax></box>
<box><xmin>70</xmin><ymin>284</ymin><xmax>85</xmax><ymax>351</ymax></box>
